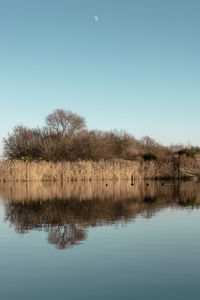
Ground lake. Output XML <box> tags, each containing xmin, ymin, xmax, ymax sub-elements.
<box><xmin>1</xmin><ymin>180</ymin><xmax>200</xmax><ymax>300</ymax></box>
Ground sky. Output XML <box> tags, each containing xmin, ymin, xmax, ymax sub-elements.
<box><xmin>1</xmin><ymin>0</ymin><xmax>200</xmax><ymax>152</ymax></box>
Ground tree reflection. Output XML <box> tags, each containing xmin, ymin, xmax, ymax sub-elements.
<box><xmin>2</xmin><ymin>180</ymin><xmax>200</xmax><ymax>249</ymax></box>
<box><xmin>47</xmin><ymin>224</ymin><xmax>86</xmax><ymax>249</ymax></box>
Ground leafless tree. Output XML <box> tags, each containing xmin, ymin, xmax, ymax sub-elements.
<box><xmin>45</xmin><ymin>109</ymin><xmax>86</xmax><ymax>136</ymax></box>
<box><xmin>3</xmin><ymin>125</ymin><xmax>42</xmax><ymax>159</ymax></box>
<box><xmin>141</xmin><ymin>136</ymin><xmax>158</xmax><ymax>149</ymax></box>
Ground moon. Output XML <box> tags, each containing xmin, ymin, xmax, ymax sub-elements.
<box><xmin>94</xmin><ymin>16</ymin><xmax>99</xmax><ymax>22</ymax></box>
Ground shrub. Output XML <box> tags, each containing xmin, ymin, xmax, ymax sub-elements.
<box><xmin>142</xmin><ymin>152</ymin><xmax>157</xmax><ymax>161</ymax></box>
<box><xmin>178</xmin><ymin>147</ymin><xmax>200</xmax><ymax>159</ymax></box>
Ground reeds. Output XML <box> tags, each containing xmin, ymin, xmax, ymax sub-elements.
<box><xmin>0</xmin><ymin>159</ymin><xmax>200</xmax><ymax>182</ymax></box>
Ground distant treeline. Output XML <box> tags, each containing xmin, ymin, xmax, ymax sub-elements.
<box><xmin>3</xmin><ymin>109</ymin><xmax>200</xmax><ymax>162</ymax></box>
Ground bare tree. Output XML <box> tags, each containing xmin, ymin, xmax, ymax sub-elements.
<box><xmin>45</xmin><ymin>109</ymin><xmax>86</xmax><ymax>136</ymax></box>
<box><xmin>141</xmin><ymin>136</ymin><xmax>158</xmax><ymax>149</ymax></box>
<box><xmin>3</xmin><ymin>125</ymin><xmax>42</xmax><ymax>159</ymax></box>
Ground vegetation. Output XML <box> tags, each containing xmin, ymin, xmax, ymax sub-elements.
<box><xmin>142</xmin><ymin>152</ymin><xmax>157</xmax><ymax>161</ymax></box>
<box><xmin>2</xmin><ymin>109</ymin><xmax>200</xmax><ymax>182</ymax></box>
<box><xmin>178</xmin><ymin>147</ymin><xmax>200</xmax><ymax>158</ymax></box>
<box><xmin>0</xmin><ymin>157</ymin><xmax>200</xmax><ymax>182</ymax></box>
<box><xmin>3</xmin><ymin>108</ymin><xmax>172</xmax><ymax>162</ymax></box>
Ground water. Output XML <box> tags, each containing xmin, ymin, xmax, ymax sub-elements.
<box><xmin>1</xmin><ymin>181</ymin><xmax>200</xmax><ymax>300</ymax></box>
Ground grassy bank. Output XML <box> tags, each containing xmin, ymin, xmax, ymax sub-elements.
<box><xmin>0</xmin><ymin>158</ymin><xmax>200</xmax><ymax>182</ymax></box>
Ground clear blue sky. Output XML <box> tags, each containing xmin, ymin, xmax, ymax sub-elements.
<box><xmin>1</xmin><ymin>0</ymin><xmax>200</xmax><ymax>149</ymax></box>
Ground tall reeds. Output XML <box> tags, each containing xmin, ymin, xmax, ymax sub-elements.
<box><xmin>0</xmin><ymin>159</ymin><xmax>200</xmax><ymax>182</ymax></box>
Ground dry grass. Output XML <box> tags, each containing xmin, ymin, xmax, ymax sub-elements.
<box><xmin>0</xmin><ymin>159</ymin><xmax>200</xmax><ymax>182</ymax></box>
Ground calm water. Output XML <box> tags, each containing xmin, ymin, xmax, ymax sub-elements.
<box><xmin>1</xmin><ymin>181</ymin><xmax>200</xmax><ymax>300</ymax></box>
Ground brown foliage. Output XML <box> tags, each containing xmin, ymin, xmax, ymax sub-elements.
<box><xmin>3</xmin><ymin>108</ymin><xmax>193</xmax><ymax>163</ymax></box>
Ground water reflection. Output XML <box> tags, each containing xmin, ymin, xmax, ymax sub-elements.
<box><xmin>1</xmin><ymin>181</ymin><xmax>200</xmax><ymax>249</ymax></box>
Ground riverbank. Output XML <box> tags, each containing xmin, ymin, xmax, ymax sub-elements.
<box><xmin>0</xmin><ymin>159</ymin><xmax>200</xmax><ymax>182</ymax></box>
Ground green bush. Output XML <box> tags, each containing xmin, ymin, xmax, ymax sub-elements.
<box><xmin>178</xmin><ymin>147</ymin><xmax>200</xmax><ymax>158</ymax></box>
<box><xmin>142</xmin><ymin>152</ymin><xmax>157</xmax><ymax>161</ymax></box>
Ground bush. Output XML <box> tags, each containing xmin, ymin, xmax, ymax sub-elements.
<box><xmin>178</xmin><ymin>147</ymin><xmax>200</xmax><ymax>159</ymax></box>
<box><xmin>142</xmin><ymin>152</ymin><xmax>157</xmax><ymax>161</ymax></box>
